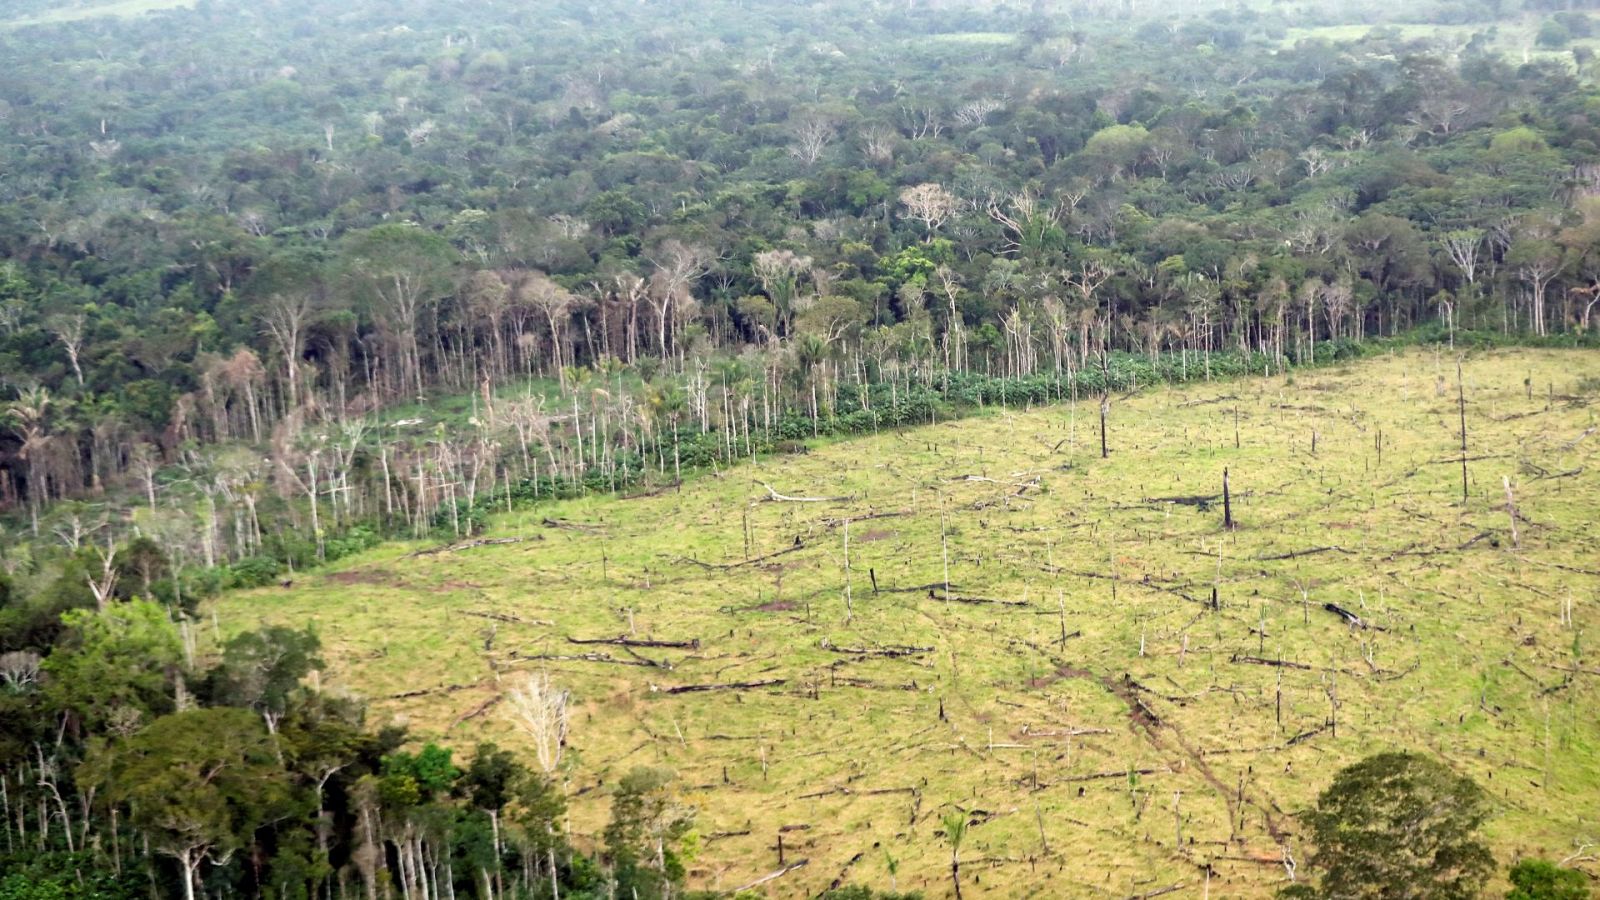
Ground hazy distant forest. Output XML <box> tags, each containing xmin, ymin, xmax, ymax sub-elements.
<box><xmin>2</xmin><ymin>0</ymin><xmax>1600</xmax><ymax>897</ymax></box>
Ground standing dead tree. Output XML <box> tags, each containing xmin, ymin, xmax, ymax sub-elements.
<box><xmin>506</xmin><ymin>672</ymin><xmax>569</xmax><ymax>776</ymax></box>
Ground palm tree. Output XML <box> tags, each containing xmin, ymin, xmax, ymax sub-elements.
<box><xmin>5</xmin><ymin>385</ymin><xmax>52</xmax><ymax>535</ymax></box>
<box><xmin>942</xmin><ymin>810</ymin><xmax>968</xmax><ymax>900</ymax></box>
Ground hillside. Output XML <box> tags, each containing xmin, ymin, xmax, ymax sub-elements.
<box><xmin>215</xmin><ymin>348</ymin><xmax>1600</xmax><ymax>897</ymax></box>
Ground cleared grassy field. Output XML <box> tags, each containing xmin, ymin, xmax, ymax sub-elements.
<box><xmin>2</xmin><ymin>0</ymin><xmax>192</xmax><ymax>27</ymax></box>
<box><xmin>214</xmin><ymin>348</ymin><xmax>1600</xmax><ymax>897</ymax></box>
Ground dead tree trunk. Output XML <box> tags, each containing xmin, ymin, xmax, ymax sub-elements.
<box><xmin>1099</xmin><ymin>394</ymin><xmax>1110</xmax><ymax>459</ymax></box>
<box><xmin>1223</xmin><ymin>468</ymin><xmax>1234</xmax><ymax>530</ymax></box>
<box><xmin>1457</xmin><ymin>360</ymin><xmax>1469</xmax><ymax>503</ymax></box>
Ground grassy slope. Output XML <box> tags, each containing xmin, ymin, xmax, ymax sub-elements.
<box><xmin>214</xmin><ymin>348</ymin><xmax>1600</xmax><ymax>897</ymax></box>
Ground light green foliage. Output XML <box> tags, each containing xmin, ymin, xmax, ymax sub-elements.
<box><xmin>216</xmin><ymin>349</ymin><xmax>1600</xmax><ymax>896</ymax></box>
<box><xmin>44</xmin><ymin>599</ymin><xmax>183</xmax><ymax>731</ymax></box>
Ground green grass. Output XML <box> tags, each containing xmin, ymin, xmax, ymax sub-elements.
<box><xmin>2</xmin><ymin>0</ymin><xmax>193</xmax><ymax>27</ymax></box>
<box><xmin>214</xmin><ymin>348</ymin><xmax>1600</xmax><ymax>897</ymax></box>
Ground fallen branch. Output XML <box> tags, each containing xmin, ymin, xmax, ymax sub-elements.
<box><xmin>515</xmin><ymin>651</ymin><xmax>669</xmax><ymax>669</ymax></box>
<box><xmin>407</xmin><ymin>537</ymin><xmax>528</xmax><ymax>558</ymax></box>
<box><xmin>388</xmin><ymin>682</ymin><xmax>477</xmax><ymax>700</ymax></box>
<box><xmin>568</xmin><ymin>635</ymin><xmax>700</xmax><ymax>649</ymax></box>
<box><xmin>448</xmin><ymin>694</ymin><xmax>502</xmax><ymax>729</ymax></box>
<box><xmin>730</xmin><ymin>859</ymin><xmax>809</xmax><ymax>893</ymax></box>
<box><xmin>927</xmin><ymin>589</ymin><xmax>1030</xmax><ymax>607</ymax></box>
<box><xmin>1230</xmin><ymin>654</ymin><xmax>1312</xmax><ymax>670</ymax></box>
<box><xmin>660</xmin><ymin>679</ymin><xmax>787</xmax><ymax>695</ymax></box>
<box><xmin>820</xmin><ymin>639</ymin><xmax>933</xmax><ymax>658</ymax></box>
<box><xmin>1285</xmin><ymin>724</ymin><xmax>1330</xmax><ymax>746</ymax></box>
<box><xmin>1323</xmin><ymin>603</ymin><xmax>1384</xmax><ymax>631</ymax></box>
<box><xmin>542</xmin><ymin>517</ymin><xmax>603</xmax><ymax>533</ymax></box>
<box><xmin>1126</xmin><ymin>884</ymin><xmax>1186</xmax><ymax>900</ymax></box>
<box><xmin>758</xmin><ymin>481</ymin><xmax>852</xmax><ymax>503</ymax></box>
<box><xmin>675</xmin><ymin>541</ymin><xmax>805</xmax><ymax>570</ymax></box>
<box><xmin>461</xmin><ymin>610</ymin><xmax>555</xmax><ymax>627</ymax></box>
<box><xmin>1255</xmin><ymin>546</ymin><xmax>1352</xmax><ymax>561</ymax></box>
<box><xmin>1062</xmin><ymin>767</ymin><xmax>1170</xmax><ymax>783</ymax></box>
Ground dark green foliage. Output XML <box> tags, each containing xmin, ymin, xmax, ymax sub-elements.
<box><xmin>203</xmin><ymin>624</ymin><xmax>323</xmax><ymax>716</ymax></box>
<box><xmin>1288</xmin><ymin>752</ymin><xmax>1495</xmax><ymax>900</ymax></box>
<box><xmin>1506</xmin><ymin>859</ymin><xmax>1590</xmax><ymax>900</ymax></box>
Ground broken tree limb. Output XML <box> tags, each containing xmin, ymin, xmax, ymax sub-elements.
<box><xmin>514</xmin><ymin>651</ymin><xmax>670</xmax><ymax>669</ymax></box>
<box><xmin>1255</xmin><ymin>546</ymin><xmax>1352</xmax><ymax>561</ymax></box>
<box><xmin>1230</xmin><ymin>654</ymin><xmax>1312</xmax><ymax>670</ymax></box>
<box><xmin>729</xmin><ymin>860</ymin><xmax>809</xmax><ymax>893</ymax></box>
<box><xmin>406</xmin><ymin>536</ymin><xmax>529</xmax><ymax>558</ymax></box>
<box><xmin>757</xmin><ymin>481</ymin><xmax>852</xmax><ymax>503</ymax></box>
<box><xmin>448</xmin><ymin>694</ymin><xmax>502</xmax><ymax>729</ymax></box>
<box><xmin>1323</xmin><ymin>603</ymin><xmax>1385</xmax><ymax>631</ymax></box>
<box><xmin>927</xmin><ymin>589</ymin><xmax>1030</xmax><ymax>607</ymax></box>
<box><xmin>541</xmin><ymin>517</ymin><xmax>604</xmax><ymax>533</ymax></box>
<box><xmin>660</xmin><ymin>679</ymin><xmax>787</xmax><ymax>695</ymax></box>
<box><xmin>674</xmin><ymin>541</ymin><xmax>805</xmax><ymax>570</ymax></box>
<box><xmin>1062</xmin><ymin>767</ymin><xmax>1170</xmax><ymax>783</ymax></box>
<box><xmin>461</xmin><ymin>610</ymin><xmax>556</xmax><ymax>627</ymax></box>
<box><xmin>568</xmin><ymin>635</ymin><xmax>700</xmax><ymax>649</ymax></box>
<box><xmin>820</xmin><ymin>639</ymin><xmax>934</xmax><ymax>657</ymax></box>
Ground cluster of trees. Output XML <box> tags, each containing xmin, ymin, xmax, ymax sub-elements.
<box><xmin>3</xmin><ymin>0</ymin><xmax>1599</xmax><ymax>586</ymax></box>
<box><xmin>0</xmin><ymin>605</ymin><xmax>710</xmax><ymax>900</ymax></box>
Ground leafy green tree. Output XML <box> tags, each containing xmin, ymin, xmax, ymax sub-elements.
<box><xmin>604</xmin><ymin>767</ymin><xmax>695</xmax><ymax>900</ymax></box>
<box><xmin>204</xmin><ymin>624</ymin><xmax>323</xmax><ymax>730</ymax></box>
<box><xmin>89</xmin><ymin>708</ymin><xmax>302</xmax><ymax>900</ymax></box>
<box><xmin>1285</xmin><ymin>752</ymin><xmax>1494</xmax><ymax>900</ymax></box>
<box><xmin>43</xmin><ymin>600</ymin><xmax>183</xmax><ymax>734</ymax></box>
<box><xmin>1506</xmin><ymin>859</ymin><xmax>1589</xmax><ymax>900</ymax></box>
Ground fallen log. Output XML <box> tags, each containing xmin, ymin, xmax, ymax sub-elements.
<box><xmin>758</xmin><ymin>481</ymin><xmax>852</xmax><ymax>503</ymax></box>
<box><xmin>1230</xmin><ymin>654</ymin><xmax>1312</xmax><ymax>670</ymax></box>
<box><xmin>541</xmin><ymin>517</ymin><xmax>603</xmax><ymax>533</ymax></box>
<box><xmin>1255</xmin><ymin>546</ymin><xmax>1352</xmax><ymax>561</ymax></box>
<box><xmin>406</xmin><ymin>536</ymin><xmax>529</xmax><ymax>558</ymax></box>
<box><xmin>730</xmin><ymin>859</ymin><xmax>808</xmax><ymax>893</ymax></box>
<box><xmin>675</xmin><ymin>541</ymin><xmax>805</xmax><ymax>570</ymax></box>
<box><xmin>661</xmin><ymin>679</ymin><xmax>787</xmax><ymax>695</ymax></box>
<box><xmin>516</xmin><ymin>651</ymin><xmax>669</xmax><ymax>669</ymax></box>
<box><xmin>820</xmin><ymin>639</ymin><xmax>933</xmax><ymax>657</ymax></box>
<box><xmin>1127</xmin><ymin>884</ymin><xmax>1186</xmax><ymax>900</ymax></box>
<box><xmin>927</xmin><ymin>589</ymin><xmax>1030</xmax><ymax>607</ymax></box>
<box><xmin>1323</xmin><ymin>602</ymin><xmax>1384</xmax><ymax>631</ymax></box>
<box><xmin>1285</xmin><ymin>724</ymin><xmax>1330</xmax><ymax>746</ymax></box>
<box><xmin>461</xmin><ymin>610</ymin><xmax>555</xmax><ymax>627</ymax></box>
<box><xmin>568</xmin><ymin>635</ymin><xmax>700</xmax><ymax>649</ymax></box>
<box><xmin>449</xmin><ymin>694</ymin><xmax>502</xmax><ymax>729</ymax></box>
<box><xmin>388</xmin><ymin>682</ymin><xmax>477</xmax><ymax>700</ymax></box>
<box><xmin>1062</xmin><ymin>767</ymin><xmax>1169</xmax><ymax>783</ymax></box>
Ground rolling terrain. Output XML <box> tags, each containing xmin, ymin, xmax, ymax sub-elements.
<box><xmin>214</xmin><ymin>348</ymin><xmax>1600</xmax><ymax>897</ymax></box>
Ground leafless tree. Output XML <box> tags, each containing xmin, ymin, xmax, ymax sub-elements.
<box><xmin>506</xmin><ymin>672</ymin><xmax>569</xmax><ymax>776</ymax></box>
<box><xmin>46</xmin><ymin>314</ymin><xmax>87</xmax><ymax>386</ymax></box>
<box><xmin>788</xmin><ymin>114</ymin><xmax>837</xmax><ymax>166</ymax></box>
<box><xmin>899</xmin><ymin>183</ymin><xmax>957</xmax><ymax>241</ymax></box>
<box><xmin>0</xmin><ymin>650</ymin><xmax>41</xmax><ymax>691</ymax></box>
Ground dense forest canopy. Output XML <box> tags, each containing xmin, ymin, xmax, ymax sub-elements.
<box><xmin>2</xmin><ymin>0</ymin><xmax>1599</xmax><ymax>530</ymax></box>
<box><xmin>1</xmin><ymin>0</ymin><xmax>1599</xmax><ymax>896</ymax></box>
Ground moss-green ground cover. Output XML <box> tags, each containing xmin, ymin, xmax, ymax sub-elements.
<box><xmin>215</xmin><ymin>348</ymin><xmax>1600</xmax><ymax>897</ymax></box>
